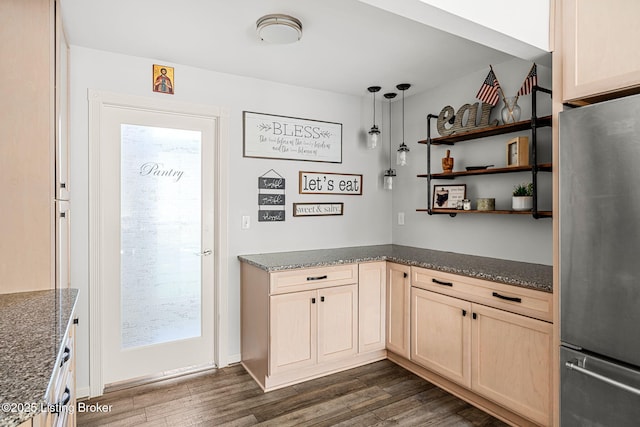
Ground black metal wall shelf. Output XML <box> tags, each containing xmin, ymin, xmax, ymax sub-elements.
<box><xmin>418</xmin><ymin>86</ymin><xmax>553</xmax><ymax>219</ymax></box>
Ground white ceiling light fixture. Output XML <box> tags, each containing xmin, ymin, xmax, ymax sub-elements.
<box><xmin>256</xmin><ymin>14</ymin><xmax>303</xmax><ymax>44</ymax></box>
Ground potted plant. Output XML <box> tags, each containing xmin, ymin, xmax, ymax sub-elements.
<box><xmin>512</xmin><ymin>182</ymin><xmax>533</xmax><ymax>211</ymax></box>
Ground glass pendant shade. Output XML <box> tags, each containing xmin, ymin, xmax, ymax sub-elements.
<box><xmin>383</xmin><ymin>169</ymin><xmax>396</xmax><ymax>190</ymax></box>
<box><xmin>368</xmin><ymin>125</ymin><xmax>380</xmax><ymax>149</ymax></box>
<box><xmin>397</xmin><ymin>142</ymin><xmax>409</xmax><ymax>166</ymax></box>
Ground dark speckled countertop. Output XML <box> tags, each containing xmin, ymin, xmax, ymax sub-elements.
<box><xmin>0</xmin><ymin>288</ymin><xmax>78</xmax><ymax>427</ymax></box>
<box><xmin>238</xmin><ymin>244</ymin><xmax>552</xmax><ymax>293</ymax></box>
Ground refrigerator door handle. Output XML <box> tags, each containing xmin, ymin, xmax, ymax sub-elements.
<box><xmin>565</xmin><ymin>360</ymin><xmax>640</xmax><ymax>396</ymax></box>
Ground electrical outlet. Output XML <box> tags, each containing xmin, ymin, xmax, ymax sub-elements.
<box><xmin>241</xmin><ymin>215</ymin><xmax>250</xmax><ymax>229</ymax></box>
<box><xmin>398</xmin><ymin>212</ymin><xmax>405</xmax><ymax>225</ymax></box>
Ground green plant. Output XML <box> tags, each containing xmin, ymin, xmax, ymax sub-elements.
<box><xmin>513</xmin><ymin>182</ymin><xmax>534</xmax><ymax>197</ymax></box>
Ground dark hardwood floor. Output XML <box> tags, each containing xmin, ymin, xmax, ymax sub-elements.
<box><xmin>77</xmin><ymin>360</ymin><xmax>509</xmax><ymax>426</ymax></box>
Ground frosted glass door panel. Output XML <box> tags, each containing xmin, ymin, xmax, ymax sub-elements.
<box><xmin>120</xmin><ymin>124</ymin><xmax>202</xmax><ymax>349</ymax></box>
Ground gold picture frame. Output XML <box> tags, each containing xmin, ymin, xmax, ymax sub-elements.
<box><xmin>506</xmin><ymin>136</ymin><xmax>529</xmax><ymax>167</ymax></box>
<box><xmin>152</xmin><ymin>64</ymin><xmax>174</xmax><ymax>94</ymax></box>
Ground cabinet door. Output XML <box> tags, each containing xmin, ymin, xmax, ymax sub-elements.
<box><xmin>472</xmin><ymin>304</ymin><xmax>552</xmax><ymax>426</ymax></box>
<box><xmin>411</xmin><ymin>287</ymin><xmax>471</xmax><ymax>388</ymax></box>
<box><xmin>386</xmin><ymin>263</ymin><xmax>410</xmax><ymax>358</ymax></box>
<box><xmin>562</xmin><ymin>0</ymin><xmax>640</xmax><ymax>102</ymax></box>
<box><xmin>358</xmin><ymin>262</ymin><xmax>386</xmax><ymax>353</ymax></box>
<box><xmin>270</xmin><ymin>290</ymin><xmax>317</xmax><ymax>374</ymax></box>
<box><xmin>318</xmin><ymin>284</ymin><xmax>358</xmax><ymax>362</ymax></box>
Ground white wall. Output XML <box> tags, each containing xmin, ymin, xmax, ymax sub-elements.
<box><xmin>69</xmin><ymin>46</ymin><xmax>392</xmax><ymax>393</ymax></box>
<box><xmin>391</xmin><ymin>57</ymin><xmax>553</xmax><ymax>264</ymax></box>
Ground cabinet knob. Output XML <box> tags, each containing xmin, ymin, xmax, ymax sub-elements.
<box><xmin>462</xmin><ymin>309</ymin><xmax>467</xmax><ymax>317</ymax></box>
<box><xmin>320</xmin><ymin>296</ymin><xmax>325</xmax><ymax>302</ymax></box>
<box><xmin>311</xmin><ymin>298</ymin><xmax>316</xmax><ymax>304</ymax></box>
<box><xmin>472</xmin><ymin>313</ymin><xmax>477</xmax><ymax>320</ymax></box>
<box><xmin>403</xmin><ymin>272</ymin><xmax>408</xmax><ymax>278</ymax></box>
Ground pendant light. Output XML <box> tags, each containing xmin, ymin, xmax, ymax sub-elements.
<box><xmin>367</xmin><ymin>86</ymin><xmax>381</xmax><ymax>149</ymax></box>
<box><xmin>383</xmin><ymin>92</ymin><xmax>397</xmax><ymax>190</ymax></box>
<box><xmin>396</xmin><ymin>83</ymin><xmax>411</xmax><ymax>166</ymax></box>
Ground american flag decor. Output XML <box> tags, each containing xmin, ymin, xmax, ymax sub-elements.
<box><xmin>476</xmin><ymin>69</ymin><xmax>501</xmax><ymax>106</ymax></box>
<box><xmin>517</xmin><ymin>63</ymin><xmax>538</xmax><ymax>96</ymax></box>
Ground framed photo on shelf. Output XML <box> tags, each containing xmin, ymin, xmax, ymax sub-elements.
<box><xmin>506</xmin><ymin>136</ymin><xmax>529</xmax><ymax>167</ymax></box>
<box><xmin>432</xmin><ymin>184</ymin><xmax>466</xmax><ymax>210</ymax></box>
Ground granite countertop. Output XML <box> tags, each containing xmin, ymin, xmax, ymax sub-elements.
<box><xmin>238</xmin><ymin>244</ymin><xmax>552</xmax><ymax>293</ymax></box>
<box><xmin>0</xmin><ymin>288</ymin><xmax>79</xmax><ymax>427</ymax></box>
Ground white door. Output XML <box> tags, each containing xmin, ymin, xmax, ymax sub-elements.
<box><xmin>99</xmin><ymin>104</ymin><xmax>216</xmax><ymax>385</ymax></box>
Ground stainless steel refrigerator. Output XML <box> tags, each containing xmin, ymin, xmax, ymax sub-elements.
<box><xmin>560</xmin><ymin>94</ymin><xmax>640</xmax><ymax>425</ymax></box>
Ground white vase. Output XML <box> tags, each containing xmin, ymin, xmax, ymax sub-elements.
<box><xmin>512</xmin><ymin>196</ymin><xmax>533</xmax><ymax>211</ymax></box>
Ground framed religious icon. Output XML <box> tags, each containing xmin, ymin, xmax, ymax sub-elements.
<box><xmin>506</xmin><ymin>136</ymin><xmax>529</xmax><ymax>167</ymax></box>
<box><xmin>153</xmin><ymin>64</ymin><xmax>174</xmax><ymax>95</ymax></box>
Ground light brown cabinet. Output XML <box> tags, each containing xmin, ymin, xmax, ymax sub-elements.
<box><xmin>385</xmin><ymin>262</ymin><xmax>411</xmax><ymax>358</ymax></box>
<box><xmin>405</xmin><ymin>267</ymin><xmax>553</xmax><ymax>426</ymax></box>
<box><xmin>472</xmin><ymin>304</ymin><xmax>552</xmax><ymax>427</ymax></box>
<box><xmin>241</xmin><ymin>262</ymin><xmax>385</xmax><ymax>391</ymax></box>
<box><xmin>358</xmin><ymin>262</ymin><xmax>386</xmax><ymax>353</ymax></box>
<box><xmin>561</xmin><ymin>0</ymin><xmax>640</xmax><ymax>103</ymax></box>
<box><xmin>0</xmin><ymin>0</ymin><xmax>70</xmax><ymax>294</ymax></box>
<box><xmin>269</xmin><ymin>284</ymin><xmax>357</xmax><ymax>375</ymax></box>
<box><xmin>411</xmin><ymin>287</ymin><xmax>471</xmax><ymax>388</ymax></box>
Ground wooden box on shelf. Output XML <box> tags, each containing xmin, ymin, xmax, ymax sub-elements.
<box><xmin>506</xmin><ymin>136</ymin><xmax>529</xmax><ymax>167</ymax></box>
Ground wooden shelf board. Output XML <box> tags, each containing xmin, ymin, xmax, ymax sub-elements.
<box><xmin>418</xmin><ymin>116</ymin><xmax>552</xmax><ymax>145</ymax></box>
<box><xmin>416</xmin><ymin>209</ymin><xmax>552</xmax><ymax>218</ymax></box>
<box><xmin>417</xmin><ymin>163</ymin><xmax>552</xmax><ymax>179</ymax></box>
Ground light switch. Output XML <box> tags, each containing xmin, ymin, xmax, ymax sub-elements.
<box><xmin>241</xmin><ymin>215</ymin><xmax>250</xmax><ymax>229</ymax></box>
<box><xmin>398</xmin><ymin>212</ymin><xmax>405</xmax><ymax>225</ymax></box>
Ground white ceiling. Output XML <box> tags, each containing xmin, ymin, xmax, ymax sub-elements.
<box><xmin>59</xmin><ymin>0</ymin><xmax>546</xmax><ymax>98</ymax></box>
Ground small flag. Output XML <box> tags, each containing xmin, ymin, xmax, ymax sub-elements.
<box><xmin>517</xmin><ymin>63</ymin><xmax>538</xmax><ymax>96</ymax></box>
<box><xmin>476</xmin><ymin>69</ymin><xmax>501</xmax><ymax>106</ymax></box>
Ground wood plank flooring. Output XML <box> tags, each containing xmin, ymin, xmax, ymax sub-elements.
<box><xmin>77</xmin><ymin>360</ymin><xmax>509</xmax><ymax>426</ymax></box>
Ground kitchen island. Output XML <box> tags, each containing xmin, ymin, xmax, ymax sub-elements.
<box><xmin>0</xmin><ymin>289</ymin><xmax>78</xmax><ymax>427</ymax></box>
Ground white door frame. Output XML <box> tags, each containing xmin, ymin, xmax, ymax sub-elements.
<box><xmin>87</xmin><ymin>89</ymin><xmax>229</xmax><ymax>397</ymax></box>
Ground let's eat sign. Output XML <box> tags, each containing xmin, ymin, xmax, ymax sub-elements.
<box><xmin>299</xmin><ymin>171</ymin><xmax>362</xmax><ymax>195</ymax></box>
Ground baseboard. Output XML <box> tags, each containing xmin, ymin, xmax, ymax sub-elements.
<box><xmin>226</xmin><ymin>353</ymin><xmax>241</xmax><ymax>365</ymax></box>
<box><xmin>76</xmin><ymin>386</ymin><xmax>91</xmax><ymax>400</ymax></box>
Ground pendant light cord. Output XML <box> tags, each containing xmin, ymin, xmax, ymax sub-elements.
<box><xmin>373</xmin><ymin>91</ymin><xmax>376</xmax><ymax>126</ymax></box>
<box><xmin>388</xmin><ymin>98</ymin><xmax>392</xmax><ymax>169</ymax></box>
<box><xmin>402</xmin><ymin>90</ymin><xmax>405</xmax><ymax>144</ymax></box>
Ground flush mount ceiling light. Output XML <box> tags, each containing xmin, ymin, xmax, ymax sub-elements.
<box><xmin>256</xmin><ymin>14</ymin><xmax>303</xmax><ymax>44</ymax></box>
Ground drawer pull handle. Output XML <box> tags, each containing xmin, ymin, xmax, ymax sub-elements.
<box><xmin>60</xmin><ymin>346</ymin><xmax>71</xmax><ymax>367</ymax></box>
<box><xmin>321</xmin><ymin>296</ymin><xmax>325</xmax><ymax>302</ymax></box>
<box><xmin>307</xmin><ymin>275</ymin><xmax>328</xmax><ymax>281</ymax></box>
<box><xmin>432</xmin><ymin>278</ymin><xmax>453</xmax><ymax>287</ymax></box>
<box><xmin>492</xmin><ymin>292</ymin><xmax>522</xmax><ymax>303</ymax></box>
<box><xmin>311</xmin><ymin>298</ymin><xmax>316</xmax><ymax>304</ymax></box>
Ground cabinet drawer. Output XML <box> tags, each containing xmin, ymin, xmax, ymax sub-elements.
<box><xmin>412</xmin><ymin>267</ymin><xmax>552</xmax><ymax>322</ymax></box>
<box><xmin>270</xmin><ymin>264</ymin><xmax>358</xmax><ymax>295</ymax></box>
